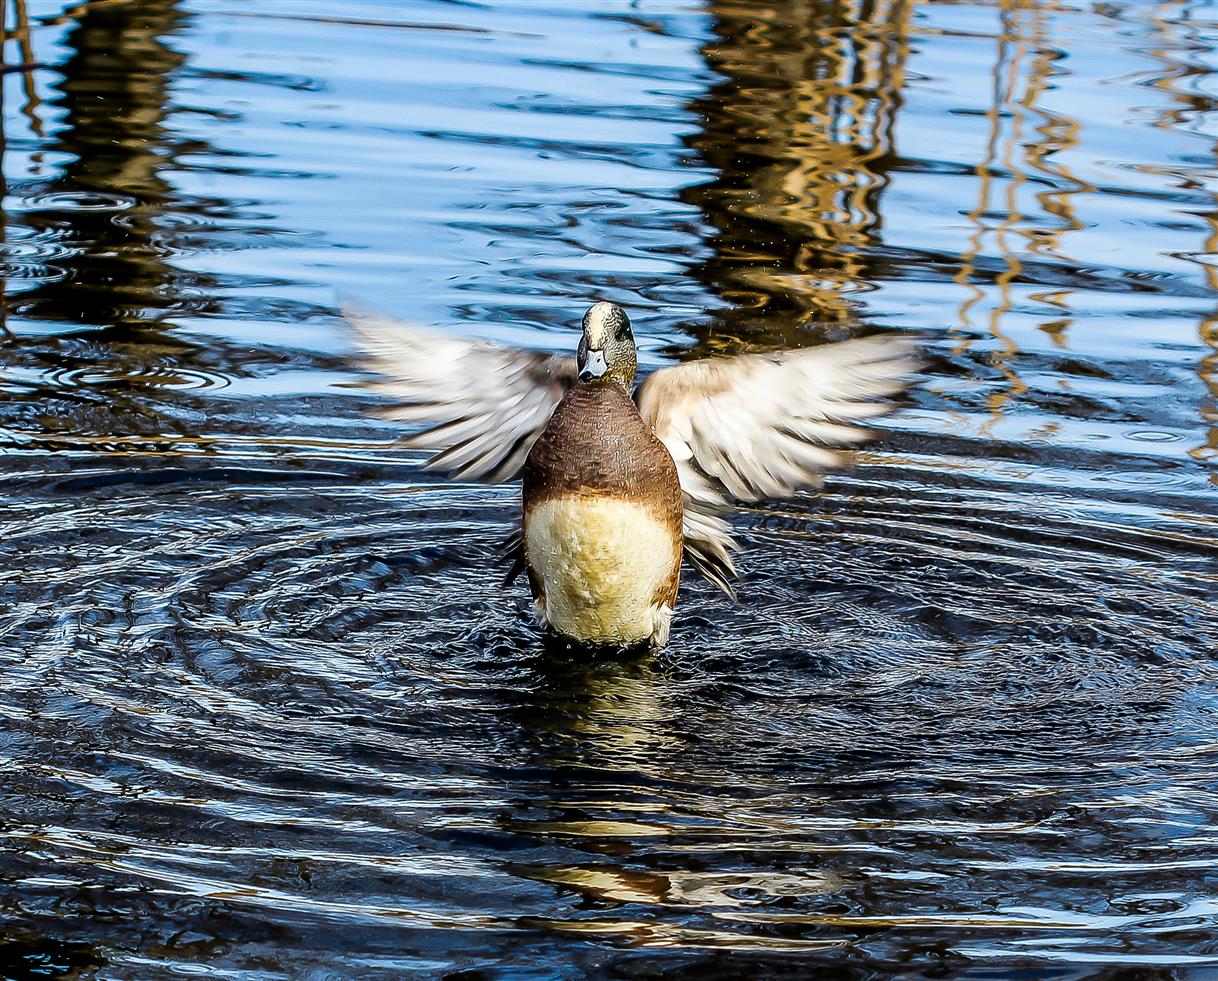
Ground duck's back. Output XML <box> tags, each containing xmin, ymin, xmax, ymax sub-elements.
<box><xmin>521</xmin><ymin>382</ymin><xmax>683</xmax><ymax>646</ymax></box>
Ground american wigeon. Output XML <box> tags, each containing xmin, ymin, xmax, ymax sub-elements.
<box><xmin>347</xmin><ymin>301</ymin><xmax>918</xmax><ymax>648</ymax></box>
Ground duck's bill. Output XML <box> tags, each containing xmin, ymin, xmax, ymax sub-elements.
<box><xmin>578</xmin><ymin>349</ymin><xmax>608</xmax><ymax>381</ymax></box>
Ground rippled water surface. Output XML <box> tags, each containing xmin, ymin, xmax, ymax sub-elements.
<box><xmin>2</xmin><ymin>0</ymin><xmax>1216</xmax><ymax>977</ymax></box>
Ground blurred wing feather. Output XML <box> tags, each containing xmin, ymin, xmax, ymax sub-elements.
<box><xmin>345</xmin><ymin>304</ymin><xmax>577</xmax><ymax>483</ymax></box>
<box><xmin>636</xmin><ymin>334</ymin><xmax>919</xmax><ymax>595</ymax></box>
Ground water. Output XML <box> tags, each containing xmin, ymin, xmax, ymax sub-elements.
<box><xmin>1</xmin><ymin>0</ymin><xmax>1215</xmax><ymax>977</ymax></box>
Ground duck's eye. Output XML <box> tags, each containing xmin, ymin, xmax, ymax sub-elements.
<box><xmin>615</xmin><ymin>322</ymin><xmax>632</xmax><ymax>341</ymax></box>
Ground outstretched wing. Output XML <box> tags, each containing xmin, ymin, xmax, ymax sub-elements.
<box><xmin>635</xmin><ymin>334</ymin><xmax>920</xmax><ymax>596</ymax></box>
<box><xmin>345</xmin><ymin>304</ymin><xmax>577</xmax><ymax>483</ymax></box>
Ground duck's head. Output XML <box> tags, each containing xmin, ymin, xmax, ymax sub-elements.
<box><xmin>577</xmin><ymin>301</ymin><xmax>637</xmax><ymax>389</ymax></box>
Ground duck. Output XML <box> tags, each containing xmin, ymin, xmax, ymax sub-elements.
<box><xmin>346</xmin><ymin>301</ymin><xmax>918</xmax><ymax>649</ymax></box>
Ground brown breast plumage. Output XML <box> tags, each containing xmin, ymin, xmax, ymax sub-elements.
<box><xmin>521</xmin><ymin>381</ymin><xmax>684</xmax><ymax>645</ymax></box>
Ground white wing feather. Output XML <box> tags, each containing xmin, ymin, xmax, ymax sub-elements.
<box><xmin>344</xmin><ymin>305</ymin><xmax>577</xmax><ymax>483</ymax></box>
<box><xmin>635</xmin><ymin>334</ymin><xmax>920</xmax><ymax>595</ymax></box>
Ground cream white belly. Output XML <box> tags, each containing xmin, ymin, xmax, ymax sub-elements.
<box><xmin>524</xmin><ymin>496</ymin><xmax>678</xmax><ymax>646</ymax></box>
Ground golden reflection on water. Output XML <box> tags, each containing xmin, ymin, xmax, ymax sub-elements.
<box><xmin>948</xmin><ymin>0</ymin><xmax>1216</xmax><ymax>438</ymax></box>
<box><xmin>6</xmin><ymin>0</ymin><xmax>200</xmax><ymax>333</ymax></box>
<box><xmin>684</xmin><ymin>0</ymin><xmax>913</xmax><ymax>342</ymax></box>
<box><xmin>524</xmin><ymin>863</ymin><xmax>837</xmax><ymax>908</ymax></box>
<box><xmin>686</xmin><ymin>0</ymin><xmax>1214</xmax><ymax>455</ymax></box>
<box><xmin>2</xmin><ymin>0</ymin><xmax>47</xmax><ymax>145</ymax></box>
<box><xmin>1140</xmin><ymin>1</ymin><xmax>1217</xmax><ymax>472</ymax></box>
<box><xmin>951</xmin><ymin>0</ymin><xmax>1086</xmax><ymax>426</ymax></box>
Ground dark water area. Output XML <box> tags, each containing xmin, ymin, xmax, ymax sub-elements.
<box><xmin>1</xmin><ymin>0</ymin><xmax>1216</xmax><ymax>977</ymax></box>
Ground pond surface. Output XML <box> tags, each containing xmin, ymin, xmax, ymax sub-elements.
<box><xmin>1</xmin><ymin>0</ymin><xmax>1216</xmax><ymax>977</ymax></box>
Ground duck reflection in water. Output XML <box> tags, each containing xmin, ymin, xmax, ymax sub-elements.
<box><xmin>348</xmin><ymin>302</ymin><xmax>918</xmax><ymax>650</ymax></box>
<box><xmin>500</xmin><ymin>649</ymin><xmax>842</xmax><ymax>935</ymax></box>
<box><xmin>504</xmin><ymin>651</ymin><xmax>696</xmax><ymax>919</ymax></box>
